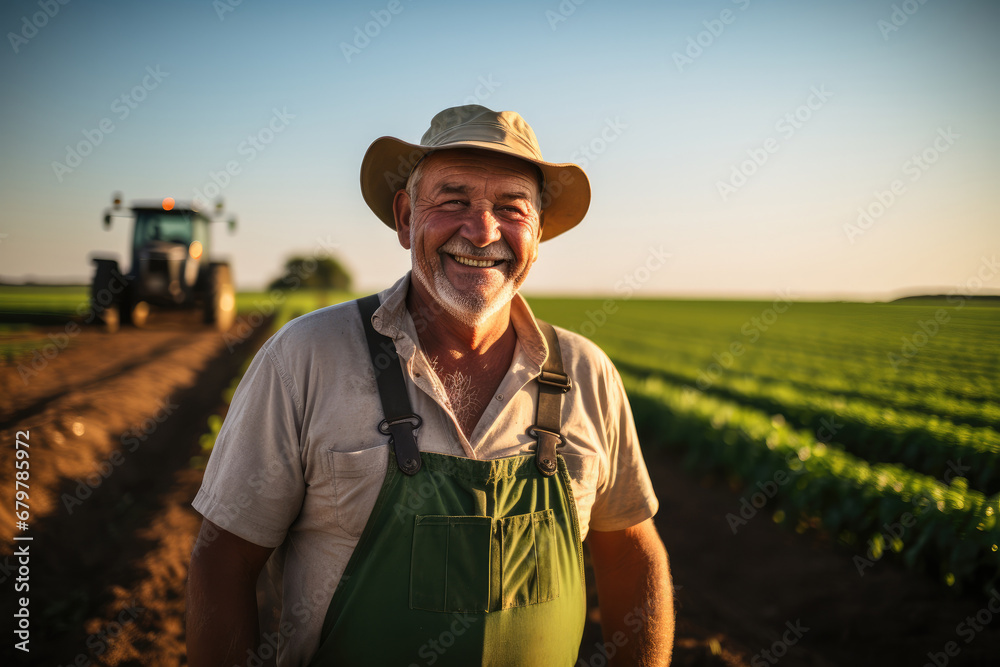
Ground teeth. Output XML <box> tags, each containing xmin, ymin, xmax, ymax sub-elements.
<box><xmin>452</xmin><ymin>255</ymin><xmax>499</xmax><ymax>268</ymax></box>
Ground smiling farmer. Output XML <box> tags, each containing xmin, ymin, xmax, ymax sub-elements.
<box><xmin>187</xmin><ymin>105</ymin><xmax>674</xmax><ymax>666</ymax></box>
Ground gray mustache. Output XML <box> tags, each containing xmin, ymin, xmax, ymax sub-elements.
<box><xmin>438</xmin><ymin>240</ymin><xmax>514</xmax><ymax>261</ymax></box>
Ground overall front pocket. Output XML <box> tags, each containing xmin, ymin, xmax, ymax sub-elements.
<box><xmin>498</xmin><ymin>509</ymin><xmax>558</xmax><ymax>609</ymax></box>
<box><xmin>409</xmin><ymin>509</ymin><xmax>559</xmax><ymax>613</ymax></box>
<box><xmin>410</xmin><ymin>515</ymin><xmax>492</xmax><ymax>613</ymax></box>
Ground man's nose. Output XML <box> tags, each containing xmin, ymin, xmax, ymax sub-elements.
<box><xmin>461</xmin><ymin>202</ymin><xmax>502</xmax><ymax>247</ymax></box>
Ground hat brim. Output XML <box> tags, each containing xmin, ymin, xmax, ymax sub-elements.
<box><xmin>360</xmin><ymin>137</ymin><xmax>590</xmax><ymax>242</ymax></box>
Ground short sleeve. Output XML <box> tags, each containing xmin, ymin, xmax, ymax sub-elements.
<box><xmin>192</xmin><ymin>340</ymin><xmax>306</xmax><ymax>548</ymax></box>
<box><xmin>588</xmin><ymin>362</ymin><xmax>659</xmax><ymax>533</ymax></box>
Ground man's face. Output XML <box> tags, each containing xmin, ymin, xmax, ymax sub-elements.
<box><xmin>395</xmin><ymin>148</ymin><xmax>543</xmax><ymax>326</ymax></box>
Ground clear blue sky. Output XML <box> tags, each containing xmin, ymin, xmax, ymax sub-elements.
<box><xmin>1</xmin><ymin>0</ymin><xmax>997</xmax><ymax>299</ymax></box>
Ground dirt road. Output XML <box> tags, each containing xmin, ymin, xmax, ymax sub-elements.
<box><xmin>1</xmin><ymin>315</ymin><xmax>268</xmax><ymax>666</ymax></box>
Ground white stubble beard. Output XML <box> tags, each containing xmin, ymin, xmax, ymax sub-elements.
<box><xmin>410</xmin><ymin>227</ymin><xmax>522</xmax><ymax>328</ymax></box>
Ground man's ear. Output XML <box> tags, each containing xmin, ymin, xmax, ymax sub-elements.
<box><xmin>393</xmin><ymin>190</ymin><xmax>412</xmax><ymax>250</ymax></box>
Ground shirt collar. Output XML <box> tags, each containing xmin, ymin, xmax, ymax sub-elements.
<box><xmin>371</xmin><ymin>271</ymin><xmax>549</xmax><ymax>376</ymax></box>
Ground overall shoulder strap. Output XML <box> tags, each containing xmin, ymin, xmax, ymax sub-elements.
<box><xmin>532</xmin><ymin>321</ymin><xmax>572</xmax><ymax>476</ymax></box>
<box><xmin>357</xmin><ymin>294</ymin><xmax>422</xmax><ymax>476</ymax></box>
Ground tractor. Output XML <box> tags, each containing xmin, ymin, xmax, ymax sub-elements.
<box><xmin>90</xmin><ymin>193</ymin><xmax>237</xmax><ymax>332</ymax></box>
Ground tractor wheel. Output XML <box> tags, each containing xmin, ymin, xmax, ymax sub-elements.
<box><xmin>102</xmin><ymin>304</ymin><xmax>121</xmax><ymax>333</ymax></box>
<box><xmin>119</xmin><ymin>286</ymin><xmax>135</xmax><ymax>327</ymax></box>
<box><xmin>91</xmin><ymin>260</ymin><xmax>123</xmax><ymax>333</ymax></box>
<box><xmin>205</xmin><ymin>264</ymin><xmax>236</xmax><ymax>331</ymax></box>
<box><xmin>130</xmin><ymin>301</ymin><xmax>150</xmax><ymax>328</ymax></box>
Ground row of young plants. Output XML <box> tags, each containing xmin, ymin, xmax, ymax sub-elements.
<box><xmin>189</xmin><ymin>366</ymin><xmax>246</xmax><ymax>470</ymax></box>
<box><xmin>621</xmin><ymin>372</ymin><xmax>1000</xmax><ymax>592</ymax></box>
<box><xmin>728</xmin><ymin>370</ymin><xmax>998</xmax><ymax>431</ymax></box>
<box><xmin>545</xmin><ymin>314</ymin><xmax>993</xmax><ymax>429</ymax></box>
<box><xmin>599</xmin><ymin>324</ymin><xmax>1000</xmax><ymax>484</ymax></box>
<box><xmin>593</xmin><ymin>320</ymin><xmax>999</xmax><ymax>428</ymax></box>
<box><xmin>607</xmin><ymin>350</ymin><xmax>1000</xmax><ymax>495</ymax></box>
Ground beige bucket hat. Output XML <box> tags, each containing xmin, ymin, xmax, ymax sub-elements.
<box><xmin>360</xmin><ymin>105</ymin><xmax>590</xmax><ymax>242</ymax></box>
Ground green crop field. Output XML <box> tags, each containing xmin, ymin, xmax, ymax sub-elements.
<box><xmin>233</xmin><ymin>289</ymin><xmax>353</xmax><ymax>325</ymax></box>
<box><xmin>0</xmin><ymin>286</ymin><xmax>89</xmax><ymax>361</ymax></box>
<box><xmin>0</xmin><ymin>285</ymin><xmax>89</xmax><ymax>315</ymax></box>
<box><xmin>528</xmin><ymin>297</ymin><xmax>1000</xmax><ymax>591</ymax></box>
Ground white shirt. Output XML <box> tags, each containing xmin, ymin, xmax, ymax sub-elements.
<box><xmin>192</xmin><ymin>273</ymin><xmax>658</xmax><ymax>666</ymax></box>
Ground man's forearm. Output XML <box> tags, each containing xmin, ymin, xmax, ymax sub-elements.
<box><xmin>187</xmin><ymin>561</ymin><xmax>261</xmax><ymax>666</ymax></box>
<box><xmin>589</xmin><ymin>519</ymin><xmax>674</xmax><ymax>666</ymax></box>
<box><xmin>186</xmin><ymin>520</ymin><xmax>273</xmax><ymax>667</ymax></box>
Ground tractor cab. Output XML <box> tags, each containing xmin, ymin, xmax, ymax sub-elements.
<box><xmin>91</xmin><ymin>194</ymin><xmax>237</xmax><ymax>331</ymax></box>
<box><xmin>127</xmin><ymin>203</ymin><xmax>211</xmax><ymax>305</ymax></box>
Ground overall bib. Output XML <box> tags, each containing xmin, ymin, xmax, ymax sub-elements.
<box><xmin>305</xmin><ymin>295</ymin><xmax>587</xmax><ymax>666</ymax></box>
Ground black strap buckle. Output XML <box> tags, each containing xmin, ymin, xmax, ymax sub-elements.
<box><xmin>378</xmin><ymin>414</ymin><xmax>423</xmax><ymax>434</ymax></box>
<box><xmin>527</xmin><ymin>426</ymin><xmax>564</xmax><ymax>445</ymax></box>
<box><xmin>378</xmin><ymin>415</ymin><xmax>423</xmax><ymax>476</ymax></box>
<box><xmin>528</xmin><ymin>426</ymin><xmax>563</xmax><ymax>477</ymax></box>
<box><xmin>537</xmin><ymin>370</ymin><xmax>571</xmax><ymax>393</ymax></box>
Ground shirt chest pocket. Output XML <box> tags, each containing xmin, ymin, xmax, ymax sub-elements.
<box><xmin>324</xmin><ymin>444</ymin><xmax>390</xmax><ymax>538</ymax></box>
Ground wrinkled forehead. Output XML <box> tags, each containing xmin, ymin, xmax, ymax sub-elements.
<box><xmin>418</xmin><ymin>148</ymin><xmax>543</xmax><ymax>196</ymax></box>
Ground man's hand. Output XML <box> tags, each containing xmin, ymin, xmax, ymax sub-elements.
<box><xmin>187</xmin><ymin>519</ymin><xmax>274</xmax><ymax>667</ymax></box>
<box><xmin>587</xmin><ymin>518</ymin><xmax>674</xmax><ymax>666</ymax></box>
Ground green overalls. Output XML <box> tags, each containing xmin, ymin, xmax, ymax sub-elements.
<box><xmin>305</xmin><ymin>295</ymin><xmax>587</xmax><ymax>666</ymax></box>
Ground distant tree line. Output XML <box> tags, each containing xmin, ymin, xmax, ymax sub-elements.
<box><xmin>268</xmin><ymin>256</ymin><xmax>352</xmax><ymax>292</ymax></box>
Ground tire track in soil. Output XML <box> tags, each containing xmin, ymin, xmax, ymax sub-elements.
<box><xmin>0</xmin><ymin>335</ymin><xmax>203</xmax><ymax>431</ymax></box>
<box><xmin>0</xmin><ymin>327</ymin><xmax>232</xmax><ymax>543</ymax></box>
<box><xmin>0</xmin><ymin>314</ymin><xmax>212</xmax><ymax>424</ymax></box>
<box><xmin>1</xmin><ymin>318</ymin><xmax>270</xmax><ymax>666</ymax></box>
